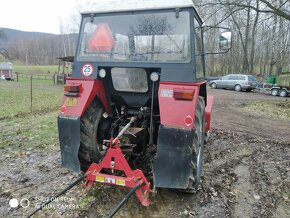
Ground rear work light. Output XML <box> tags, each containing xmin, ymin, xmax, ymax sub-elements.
<box><xmin>173</xmin><ymin>89</ymin><xmax>194</xmax><ymax>100</ymax></box>
<box><xmin>64</xmin><ymin>84</ymin><xmax>81</xmax><ymax>96</ymax></box>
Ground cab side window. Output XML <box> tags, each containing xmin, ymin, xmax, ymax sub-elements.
<box><xmin>194</xmin><ymin>19</ymin><xmax>204</xmax><ymax>79</ymax></box>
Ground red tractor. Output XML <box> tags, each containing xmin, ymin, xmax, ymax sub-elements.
<box><xmin>57</xmin><ymin>0</ymin><xmax>231</xmax><ymax>208</ymax></box>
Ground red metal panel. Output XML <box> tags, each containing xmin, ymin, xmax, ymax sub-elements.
<box><xmin>59</xmin><ymin>78</ymin><xmax>110</xmax><ymax>116</ymax></box>
<box><xmin>158</xmin><ymin>82</ymin><xmax>200</xmax><ymax>129</ymax></box>
<box><xmin>205</xmin><ymin>95</ymin><xmax>214</xmax><ymax>132</ymax></box>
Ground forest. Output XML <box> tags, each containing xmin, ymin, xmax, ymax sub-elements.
<box><xmin>198</xmin><ymin>0</ymin><xmax>290</xmax><ymax>77</ymax></box>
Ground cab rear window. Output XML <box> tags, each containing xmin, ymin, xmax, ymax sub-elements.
<box><xmin>111</xmin><ymin>68</ymin><xmax>148</xmax><ymax>93</ymax></box>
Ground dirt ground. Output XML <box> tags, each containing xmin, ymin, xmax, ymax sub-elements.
<box><xmin>0</xmin><ymin>89</ymin><xmax>289</xmax><ymax>218</ymax></box>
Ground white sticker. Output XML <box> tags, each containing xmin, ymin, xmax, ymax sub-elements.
<box><xmin>82</xmin><ymin>64</ymin><xmax>94</xmax><ymax>77</ymax></box>
<box><xmin>105</xmin><ymin>178</ymin><xmax>116</xmax><ymax>184</ymax></box>
<box><xmin>160</xmin><ymin>89</ymin><xmax>173</xmax><ymax>97</ymax></box>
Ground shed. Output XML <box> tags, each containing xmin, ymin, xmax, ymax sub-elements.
<box><xmin>55</xmin><ymin>56</ymin><xmax>74</xmax><ymax>84</ymax></box>
<box><xmin>0</xmin><ymin>62</ymin><xmax>13</xmax><ymax>80</ymax></box>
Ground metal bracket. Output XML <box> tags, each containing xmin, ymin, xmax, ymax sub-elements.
<box><xmin>84</xmin><ymin>138</ymin><xmax>150</xmax><ymax>206</ymax></box>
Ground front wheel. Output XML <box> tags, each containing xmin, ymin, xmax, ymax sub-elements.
<box><xmin>271</xmin><ymin>89</ymin><xmax>278</xmax><ymax>96</ymax></box>
<box><xmin>185</xmin><ymin>96</ymin><xmax>205</xmax><ymax>193</ymax></box>
<box><xmin>211</xmin><ymin>82</ymin><xmax>217</xmax><ymax>89</ymax></box>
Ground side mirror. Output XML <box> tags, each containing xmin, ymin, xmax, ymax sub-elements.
<box><xmin>219</xmin><ymin>31</ymin><xmax>232</xmax><ymax>51</ymax></box>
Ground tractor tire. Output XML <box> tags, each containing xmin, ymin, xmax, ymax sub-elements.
<box><xmin>79</xmin><ymin>98</ymin><xmax>104</xmax><ymax>172</ymax></box>
<box><xmin>185</xmin><ymin>96</ymin><xmax>205</xmax><ymax>193</ymax></box>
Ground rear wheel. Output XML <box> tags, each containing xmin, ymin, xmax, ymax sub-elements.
<box><xmin>234</xmin><ymin>84</ymin><xmax>242</xmax><ymax>92</ymax></box>
<box><xmin>79</xmin><ymin>98</ymin><xmax>104</xmax><ymax>172</ymax></box>
<box><xmin>185</xmin><ymin>96</ymin><xmax>205</xmax><ymax>193</ymax></box>
<box><xmin>279</xmin><ymin>90</ymin><xmax>287</xmax><ymax>97</ymax></box>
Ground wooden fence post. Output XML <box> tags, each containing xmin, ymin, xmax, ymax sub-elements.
<box><xmin>53</xmin><ymin>73</ymin><xmax>55</xmax><ymax>85</ymax></box>
<box><xmin>30</xmin><ymin>75</ymin><xmax>33</xmax><ymax>113</ymax></box>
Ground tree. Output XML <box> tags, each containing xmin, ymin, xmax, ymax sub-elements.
<box><xmin>194</xmin><ymin>0</ymin><xmax>290</xmax><ymax>76</ymax></box>
<box><xmin>197</xmin><ymin>0</ymin><xmax>290</xmax><ymax>21</ymax></box>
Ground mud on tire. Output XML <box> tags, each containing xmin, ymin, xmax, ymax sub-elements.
<box><xmin>79</xmin><ymin>98</ymin><xmax>104</xmax><ymax>172</ymax></box>
<box><xmin>185</xmin><ymin>96</ymin><xmax>205</xmax><ymax>193</ymax></box>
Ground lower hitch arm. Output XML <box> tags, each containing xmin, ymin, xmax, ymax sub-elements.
<box><xmin>107</xmin><ymin>182</ymin><xmax>141</xmax><ymax>218</ymax></box>
<box><xmin>26</xmin><ymin>174</ymin><xmax>87</xmax><ymax>218</ymax></box>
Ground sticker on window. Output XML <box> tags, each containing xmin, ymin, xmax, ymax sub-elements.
<box><xmin>82</xmin><ymin>64</ymin><xmax>94</xmax><ymax>77</ymax></box>
<box><xmin>160</xmin><ymin>89</ymin><xmax>173</xmax><ymax>97</ymax></box>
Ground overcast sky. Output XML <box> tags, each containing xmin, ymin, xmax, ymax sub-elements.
<box><xmin>0</xmin><ymin>0</ymin><xmax>79</xmax><ymax>34</ymax></box>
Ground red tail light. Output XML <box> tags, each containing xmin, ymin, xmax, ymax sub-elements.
<box><xmin>173</xmin><ymin>89</ymin><xmax>194</xmax><ymax>100</ymax></box>
<box><xmin>64</xmin><ymin>84</ymin><xmax>81</xmax><ymax>96</ymax></box>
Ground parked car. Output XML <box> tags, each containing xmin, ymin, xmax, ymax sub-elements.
<box><xmin>206</xmin><ymin>76</ymin><xmax>220</xmax><ymax>83</ymax></box>
<box><xmin>209</xmin><ymin>74</ymin><xmax>257</xmax><ymax>91</ymax></box>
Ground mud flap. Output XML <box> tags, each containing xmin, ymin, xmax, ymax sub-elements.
<box><xmin>58</xmin><ymin>116</ymin><xmax>81</xmax><ymax>172</ymax></box>
<box><xmin>154</xmin><ymin>125</ymin><xmax>194</xmax><ymax>189</ymax></box>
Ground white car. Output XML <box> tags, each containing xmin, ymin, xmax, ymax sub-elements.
<box><xmin>209</xmin><ymin>74</ymin><xmax>257</xmax><ymax>92</ymax></box>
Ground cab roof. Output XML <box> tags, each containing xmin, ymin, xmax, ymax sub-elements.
<box><xmin>81</xmin><ymin>0</ymin><xmax>196</xmax><ymax>15</ymax></box>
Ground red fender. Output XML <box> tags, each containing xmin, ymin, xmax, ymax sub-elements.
<box><xmin>59</xmin><ymin>78</ymin><xmax>110</xmax><ymax>116</ymax></box>
<box><xmin>158</xmin><ymin>82</ymin><xmax>204</xmax><ymax>129</ymax></box>
<box><xmin>158</xmin><ymin>81</ymin><xmax>213</xmax><ymax>131</ymax></box>
<box><xmin>205</xmin><ymin>95</ymin><xmax>214</xmax><ymax>132</ymax></box>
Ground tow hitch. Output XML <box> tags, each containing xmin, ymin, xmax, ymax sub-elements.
<box><xmin>26</xmin><ymin>117</ymin><xmax>150</xmax><ymax>217</ymax></box>
<box><xmin>84</xmin><ymin>137</ymin><xmax>150</xmax><ymax>207</ymax></box>
<box><xmin>84</xmin><ymin>117</ymin><xmax>151</xmax><ymax>208</ymax></box>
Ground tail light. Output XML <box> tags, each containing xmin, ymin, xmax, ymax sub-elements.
<box><xmin>173</xmin><ymin>89</ymin><xmax>194</xmax><ymax>100</ymax></box>
<box><xmin>64</xmin><ymin>84</ymin><xmax>81</xmax><ymax>96</ymax></box>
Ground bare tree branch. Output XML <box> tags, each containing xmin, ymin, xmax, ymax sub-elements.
<box><xmin>197</xmin><ymin>0</ymin><xmax>290</xmax><ymax>21</ymax></box>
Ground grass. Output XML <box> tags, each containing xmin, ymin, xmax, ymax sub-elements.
<box><xmin>0</xmin><ymin>81</ymin><xmax>63</xmax><ymax>118</ymax></box>
<box><xmin>0</xmin><ymin>80</ymin><xmax>64</xmax><ymax>150</ymax></box>
<box><xmin>0</xmin><ymin>112</ymin><xmax>59</xmax><ymax>149</ymax></box>
<box><xmin>242</xmin><ymin>100</ymin><xmax>290</xmax><ymax>120</ymax></box>
<box><xmin>17</xmin><ymin>75</ymin><xmax>55</xmax><ymax>85</ymax></box>
<box><xmin>13</xmin><ymin>65</ymin><xmax>59</xmax><ymax>74</ymax></box>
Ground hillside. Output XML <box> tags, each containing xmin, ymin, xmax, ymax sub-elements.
<box><xmin>0</xmin><ymin>28</ymin><xmax>57</xmax><ymax>42</ymax></box>
<box><xmin>0</xmin><ymin>28</ymin><xmax>77</xmax><ymax>65</ymax></box>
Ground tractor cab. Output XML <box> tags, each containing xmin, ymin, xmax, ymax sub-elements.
<box><xmin>58</xmin><ymin>0</ymin><xmax>227</xmax><ymax>202</ymax></box>
<box><xmin>71</xmin><ymin>0</ymin><xmax>205</xmax><ymax>110</ymax></box>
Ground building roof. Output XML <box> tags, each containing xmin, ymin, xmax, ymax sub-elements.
<box><xmin>81</xmin><ymin>0</ymin><xmax>196</xmax><ymax>14</ymax></box>
<box><xmin>0</xmin><ymin>62</ymin><xmax>12</xmax><ymax>70</ymax></box>
<box><xmin>57</xmin><ymin>56</ymin><xmax>74</xmax><ymax>63</ymax></box>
